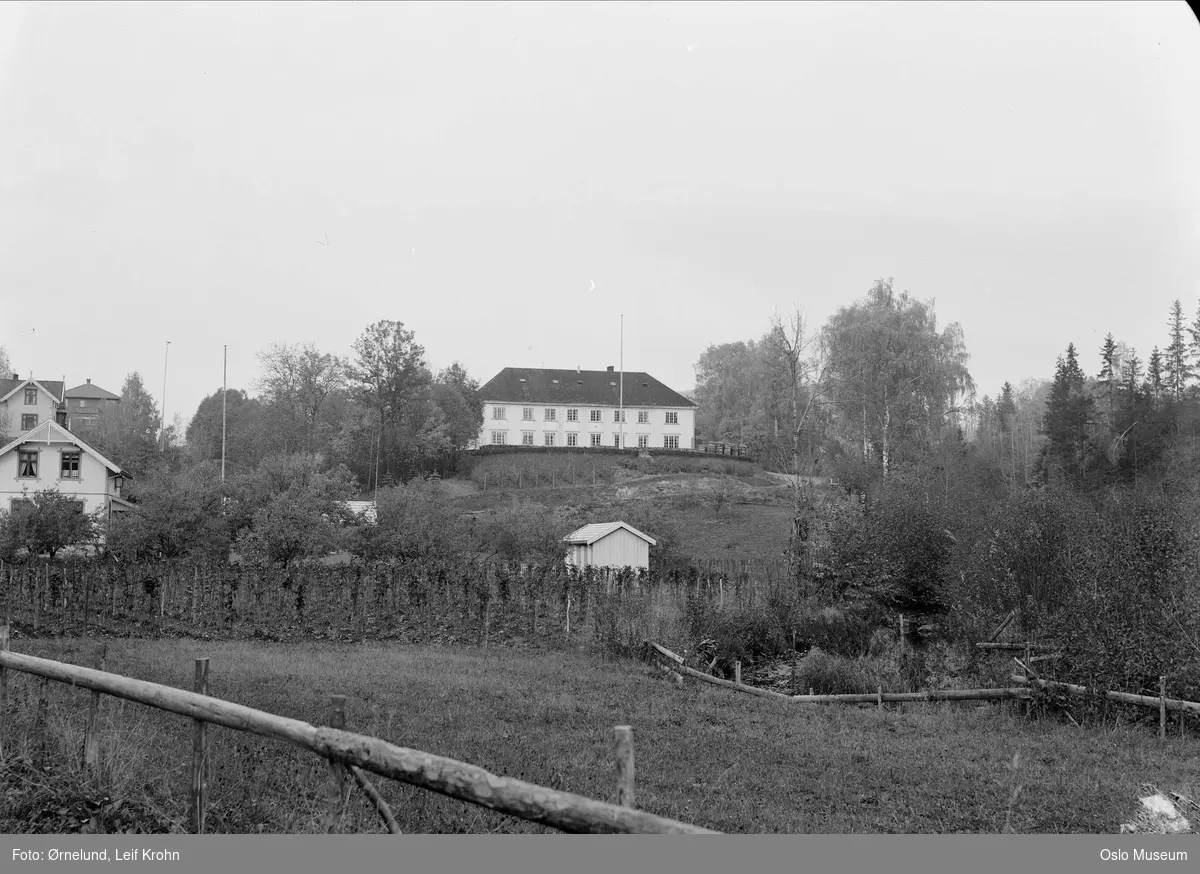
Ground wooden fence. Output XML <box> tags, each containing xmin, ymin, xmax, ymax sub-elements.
<box><xmin>0</xmin><ymin>627</ymin><xmax>717</xmax><ymax>835</ymax></box>
<box><xmin>646</xmin><ymin>641</ymin><xmax>1032</xmax><ymax>707</ymax></box>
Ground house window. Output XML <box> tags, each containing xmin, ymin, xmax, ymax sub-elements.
<box><xmin>638</xmin><ymin>411</ymin><xmax>649</xmax><ymax>424</ymax></box>
<box><xmin>10</xmin><ymin>498</ymin><xmax>32</xmax><ymax>512</ymax></box>
<box><xmin>664</xmin><ymin>435</ymin><xmax>680</xmax><ymax>449</ymax></box>
<box><xmin>613</xmin><ymin>410</ymin><xmax>625</xmax><ymax>423</ymax></box>
<box><xmin>492</xmin><ymin>406</ymin><xmax>507</xmax><ymax>420</ymax></box>
<box><xmin>61</xmin><ymin>450</ymin><xmax>81</xmax><ymax>479</ymax></box>
<box><xmin>613</xmin><ymin>434</ymin><xmax>621</xmax><ymax>448</ymax></box>
<box><xmin>589</xmin><ymin>410</ymin><xmax>602</xmax><ymax>422</ymax></box>
<box><xmin>522</xmin><ymin>407</ymin><xmax>535</xmax><ymax>421</ymax></box>
<box><xmin>70</xmin><ymin>500</ymin><xmax>85</xmax><ymax>514</ymax></box>
<box><xmin>21</xmin><ymin>414</ymin><xmax>38</xmax><ymax>430</ymax></box>
<box><xmin>490</xmin><ymin>431</ymin><xmax>507</xmax><ymax>445</ymax></box>
<box><xmin>666</xmin><ymin>411</ymin><xmax>679</xmax><ymax>425</ymax></box>
<box><xmin>522</xmin><ymin>431</ymin><xmax>535</xmax><ymax>446</ymax></box>
<box><xmin>544</xmin><ymin>408</ymin><xmax>556</xmax><ymax>422</ymax></box>
<box><xmin>566</xmin><ymin>409</ymin><xmax>579</xmax><ymax>422</ymax></box>
<box><xmin>24</xmin><ymin>387</ymin><xmax>37</xmax><ymax>405</ymax></box>
<box><xmin>638</xmin><ymin>434</ymin><xmax>649</xmax><ymax>449</ymax></box>
<box><xmin>18</xmin><ymin>450</ymin><xmax>38</xmax><ymax>478</ymax></box>
<box><xmin>590</xmin><ymin>433</ymin><xmax>602</xmax><ymax>447</ymax></box>
<box><xmin>566</xmin><ymin>432</ymin><xmax>578</xmax><ymax>447</ymax></box>
<box><xmin>544</xmin><ymin>432</ymin><xmax>555</xmax><ymax>446</ymax></box>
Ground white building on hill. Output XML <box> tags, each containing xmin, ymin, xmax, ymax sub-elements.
<box><xmin>474</xmin><ymin>367</ymin><xmax>696</xmax><ymax>451</ymax></box>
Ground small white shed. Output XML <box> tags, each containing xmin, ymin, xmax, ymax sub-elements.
<box><xmin>562</xmin><ymin>521</ymin><xmax>657</xmax><ymax>571</ymax></box>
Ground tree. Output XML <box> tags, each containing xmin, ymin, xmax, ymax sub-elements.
<box><xmin>1165</xmin><ymin>300</ymin><xmax>1192</xmax><ymax>402</ymax></box>
<box><xmin>823</xmin><ymin>279</ymin><xmax>974</xmax><ymax>482</ymax></box>
<box><xmin>186</xmin><ymin>388</ymin><xmax>265</xmax><ymax>472</ymax></box>
<box><xmin>254</xmin><ymin>342</ymin><xmax>347</xmax><ymax>453</ymax></box>
<box><xmin>1041</xmin><ymin>343</ymin><xmax>1095</xmax><ymax>483</ymax></box>
<box><xmin>1098</xmin><ymin>333</ymin><xmax>1118</xmax><ymax>424</ymax></box>
<box><xmin>1147</xmin><ymin>347</ymin><xmax>1164</xmax><ymax>408</ymax></box>
<box><xmin>107</xmin><ymin>463</ymin><xmax>229</xmax><ymax>562</ymax></box>
<box><xmin>1189</xmin><ymin>301</ymin><xmax>1200</xmax><ymax>388</ymax></box>
<box><xmin>1</xmin><ymin>490</ymin><xmax>98</xmax><ymax>559</ymax></box>
<box><xmin>431</xmin><ymin>363</ymin><xmax>484</xmax><ymax>452</ymax></box>
<box><xmin>90</xmin><ymin>372</ymin><xmax>163</xmax><ymax>478</ymax></box>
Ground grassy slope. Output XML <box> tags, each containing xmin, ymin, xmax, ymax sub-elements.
<box><xmin>3</xmin><ymin>638</ymin><xmax>1197</xmax><ymax>834</ymax></box>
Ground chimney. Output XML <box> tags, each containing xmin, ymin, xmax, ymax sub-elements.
<box><xmin>86</xmin><ymin>378</ymin><xmax>91</xmax><ymax>384</ymax></box>
<box><xmin>10</xmin><ymin>373</ymin><xmax>16</xmax><ymax>380</ymax></box>
<box><xmin>607</xmin><ymin>366</ymin><xmax>614</xmax><ymax>373</ymax></box>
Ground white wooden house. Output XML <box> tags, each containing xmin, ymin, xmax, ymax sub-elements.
<box><xmin>562</xmin><ymin>521</ymin><xmax>656</xmax><ymax>571</ymax></box>
<box><xmin>474</xmin><ymin>367</ymin><xmax>696</xmax><ymax>451</ymax></box>
<box><xmin>0</xmin><ymin>420</ymin><xmax>133</xmax><ymax>522</ymax></box>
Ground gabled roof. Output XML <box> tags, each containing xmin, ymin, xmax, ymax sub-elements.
<box><xmin>0</xmin><ymin>378</ymin><xmax>65</xmax><ymax>405</ymax></box>
<box><xmin>479</xmin><ymin>368</ymin><xmax>695</xmax><ymax>408</ymax></box>
<box><xmin>65</xmin><ymin>381</ymin><xmax>121</xmax><ymax>401</ymax></box>
<box><xmin>562</xmin><ymin>521</ymin><xmax>657</xmax><ymax>546</ymax></box>
<box><xmin>0</xmin><ymin>420</ymin><xmax>125</xmax><ymax>477</ymax></box>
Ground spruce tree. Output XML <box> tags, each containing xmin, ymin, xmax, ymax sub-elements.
<box><xmin>1099</xmin><ymin>332</ymin><xmax>1118</xmax><ymax>422</ymax></box>
<box><xmin>1165</xmin><ymin>300</ymin><xmax>1192</xmax><ymax>401</ymax></box>
<box><xmin>1147</xmin><ymin>347</ymin><xmax>1164</xmax><ymax>408</ymax></box>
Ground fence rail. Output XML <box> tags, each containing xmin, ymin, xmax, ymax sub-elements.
<box><xmin>0</xmin><ymin>631</ymin><xmax>717</xmax><ymax>835</ymax></box>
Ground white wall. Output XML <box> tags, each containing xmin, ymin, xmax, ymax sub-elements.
<box><xmin>565</xmin><ymin>529</ymin><xmax>651</xmax><ymax>570</ymax></box>
<box><xmin>0</xmin><ymin>439</ymin><xmax>117</xmax><ymax>516</ymax></box>
<box><xmin>477</xmin><ymin>402</ymin><xmax>695</xmax><ymax>451</ymax></box>
<box><xmin>1</xmin><ymin>385</ymin><xmax>61</xmax><ymax>439</ymax></box>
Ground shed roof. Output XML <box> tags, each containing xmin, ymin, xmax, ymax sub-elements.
<box><xmin>479</xmin><ymin>368</ymin><xmax>695</xmax><ymax>408</ymax></box>
<box><xmin>562</xmin><ymin>520</ymin><xmax>657</xmax><ymax>546</ymax></box>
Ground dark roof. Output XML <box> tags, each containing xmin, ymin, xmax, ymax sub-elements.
<box><xmin>65</xmin><ymin>381</ymin><xmax>121</xmax><ymax>401</ymax></box>
<box><xmin>478</xmin><ymin>368</ymin><xmax>695</xmax><ymax>407</ymax></box>
<box><xmin>0</xmin><ymin>377</ymin><xmax>64</xmax><ymax>403</ymax></box>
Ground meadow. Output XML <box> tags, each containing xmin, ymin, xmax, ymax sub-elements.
<box><xmin>3</xmin><ymin>637</ymin><xmax>1198</xmax><ymax>834</ymax></box>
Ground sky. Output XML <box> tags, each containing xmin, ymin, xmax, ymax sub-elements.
<box><xmin>1</xmin><ymin>1</ymin><xmax>1198</xmax><ymax>428</ymax></box>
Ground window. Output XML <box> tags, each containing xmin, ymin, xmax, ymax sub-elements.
<box><xmin>490</xmin><ymin>431</ymin><xmax>507</xmax><ymax>445</ymax></box>
<box><xmin>522</xmin><ymin>407</ymin><xmax>535</xmax><ymax>421</ymax></box>
<box><xmin>69</xmin><ymin>500</ymin><xmax>85</xmax><ymax>514</ymax></box>
<box><xmin>10</xmin><ymin>498</ymin><xmax>32</xmax><ymax>513</ymax></box>
<box><xmin>18</xmin><ymin>450</ymin><xmax>38</xmax><ymax>478</ymax></box>
<box><xmin>24</xmin><ymin>387</ymin><xmax>37</xmax><ymax>405</ymax></box>
<box><xmin>613</xmin><ymin>434</ymin><xmax>621</xmax><ymax>448</ymax></box>
<box><xmin>21</xmin><ymin>414</ymin><xmax>37</xmax><ymax>431</ymax></box>
<box><xmin>492</xmin><ymin>406</ymin><xmax>507</xmax><ymax>420</ymax></box>
<box><xmin>566</xmin><ymin>432</ymin><xmax>578</xmax><ymax>447</ymax></box>
<box><xmin>638</xmin><ymin>411</ymin><xmax>649</xmax><ymax>424</ymax></box>
<box><xmin>589</xmin><ymin>409</ymin><xmax>602</xmax><ymax>422</ymax></box>
<box><xmin>566</xmin><ymin>409</ymin><xmax>579</xmax><ymax>422</ymax></box>
<box><xmin>666</xmin><ymin>411</ymin><xmax>679</xmax><ymax>425</ymax></box>
<box><xmin>61</xmin><ymin>450</ymin><xmax>81</xmax><ymax>479</ymax></box>
<box><xmin>522</xmin><ymin>431</ymin><xmax>535</xmax><ymax>446</ymax></box>
<box><xmin>664</xmin><ymin>435</ymin><xmax>680</xmax><ymax>449</ymax></box>
<box><xmin>613</xmin><ymin>410</ymin><xmax>625</xmax><ymax>423</ymax></box>
<box><xmin>589</xmin><ymin>433</ymin><xmax>602</xmax><ymax>447</ymax></box>
<box><xmin>544</xmin><ymin>408</ymin><xmax>556</xmax><ymax>422</ymax></box>
<box><xmin>544</xmin><ymin>432</ymin><xmax>555</xmax><ymax>446</ymax></box>
<box><xmin>638</xmin><ymin>434</ymin><xmax>649</xmax><ymax>449</ymax></box>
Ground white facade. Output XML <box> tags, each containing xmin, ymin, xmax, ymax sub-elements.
<box><xmin>0</xmin><ymin>420</ymin><xmax>132</xmax><ymax>520</ymax></box>
<box><xmin>479</xmin><ymin>402</ymin><xmax>696</xmax><ymax>451</ymax></box>
<box><xmin>0</xmin><ymin>379</ymin><xmax>65</xmax><ymax>441</ymax></box>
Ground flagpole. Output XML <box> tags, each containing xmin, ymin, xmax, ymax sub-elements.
<box><xmin>619</xmin><ymin>314</ymin><xmax>624</xmax><ymax>451</ymax></box>
<box><xmin>221</xmin><ymin>345</ymin><xmax>227</xmax><ymax>483</ymax></box>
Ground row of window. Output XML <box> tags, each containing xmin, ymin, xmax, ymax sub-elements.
<box><xmin>16</xmin><ymin>449</ymin><xmax>81</xmax><ymax>480</ymax></box>
<box><xmin>492</xmin><ymin>406</ymin><xmax>680</xmax><ymax>425</ymax></box>
<box><xmin>490</xmin><ymin>432</ymin><xmax>681</xmax><ymax>449</ymax></box>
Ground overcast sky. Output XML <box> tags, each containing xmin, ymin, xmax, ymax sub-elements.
<box><xmin>1</xmin><ymin>1</ymin><xmax>1198</xmax><ymax>427</ymax></box>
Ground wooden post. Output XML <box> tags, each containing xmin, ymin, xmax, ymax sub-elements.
<box><xmin>33</xmin><ymin>676</ymin><xmax>49</xmax><ymax>769</ymax></box>
<box><xmin>190</xmin><ymin>658</ymin><xmax>210</xmax><ymax>834</ymax></box>
<box><xmin>566</xmin><ymin>594</ymin><xmax>571</xmax><ymax>636</ymax></box>
<box><xmin>734</xmin><ymin>661</ymin><xmax>741</xmax><ymax>686</ymax></box>
<box><xmin>324</xmin><ymin>695</ymin><xmax>348</xmax><ymax>832</ymax></box>
<box><xmin>0</xmin><ymin>624</ymin><xmax>7</xmax><ymax>758</ymax></box>
<box><xmin>614</xmin><ymin>726</ymin><xmax>635</xmax><ymax>809</ymax></box>
<box><xmin>84</xmin><ymin>643</ymin><xmax>107</xmax><ymax>788</ymax></box>
<box><xmin>1159</xmin><ymin>676</ymin><xmax>1167</xmax><ymax>741</ymax></box>
<box><xmin>877</xmin><ymin>685</ymin><xmax>883</xmax><ymax>711</ymax></box>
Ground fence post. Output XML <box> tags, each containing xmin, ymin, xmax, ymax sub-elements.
<box><xmin>324</xmin><ymin>695</ymin><xmax>348</xmax><ymax>832</ymax></box>
<box><xmin>84</xmin><ymin>642</ymin><xmax>107</xmax><ymax>789</ymax></box>
<box><xmin>877</xmin><ymin>685</ymin><xmax>883</xmax><ymax>711</ymax></box>
<box><xmin>614</xmin><ymin>726</ymin><xmax>635</xmax><ymax>809</ymax></box>
<box><xmin>1159</xmin><ymin>676</ymin><xmax>1167</xmax><ymax>741</ymax></box>
<box><xmin>0</xmin><ymin>624</ymin><xmax>7</xmax><ymax>758</ymax></box>
<box><xmin>191</xmin><ymin>657</ymin><xmax>210</xmax><ymax>834</ymax></box>
<box><xmin>734</xmin><ymin>661</ymin><xmax>741</xmax><ymax>686</ymax></box>
<box><xmin>33</xmin><ymin>676</ymin><xmax>49</xmax><ymax>770</ymax></box>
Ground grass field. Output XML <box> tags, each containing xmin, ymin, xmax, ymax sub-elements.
<box><xmin>3</xmin><ymin>637</ymin><xmax>1198</xmax><ymax>834</ymax></box>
